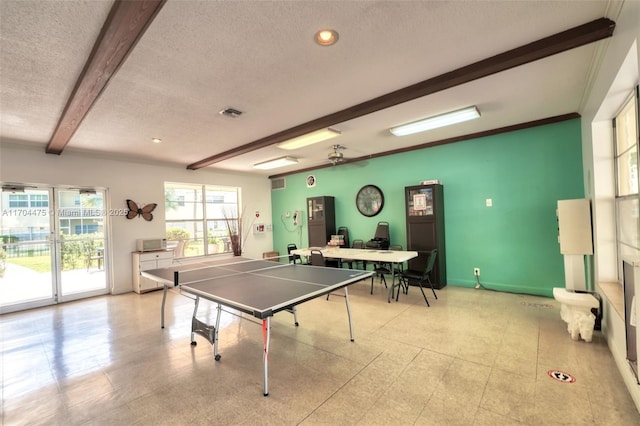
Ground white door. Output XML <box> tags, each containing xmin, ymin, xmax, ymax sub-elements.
<box><xmin>0</xmin><ymin>187</ymin><xmax>56</xmax><ymax>312</ymax></box>
<box><xmin>55</xmin><ymin>189</ymin><xmax>109</xmax><ymax>302</ymax></box>
<box><xmin>0</xmin><ymin>186</ymin><xmax>109</xmax><ymax>313</ymax></box>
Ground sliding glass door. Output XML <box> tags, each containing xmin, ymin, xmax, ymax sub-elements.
<box><xmin>0</xmin><ymin>186</ymin><xmax>109</xmax><ymax>313</ymax></box>
<box><xmin>0</xmin><ymin>187</ymin><xmax>55</xmax><ymax>311</ymax></box>
<box><xmin>56</xmin><ymin>189</ymin><xmax>108</xmax><ymax>302</ymax></box>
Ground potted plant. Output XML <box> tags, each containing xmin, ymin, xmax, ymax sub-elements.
<box><xmin>208</xmin><ymin>233</ymin><xmax>221</xmax><ymax>253</ymax></box>
<box><xmin>223</xmin><ymin>208</ymin><xmax>250</xmax><ymax>256</ymax></box>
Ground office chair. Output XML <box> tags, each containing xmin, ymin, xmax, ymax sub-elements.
<box><xmin>322</xmin><ymin>226</ymin><xmax>349</xmax><ymax>268</ymax></box>
<box><xmin>370</xmin><ymin>244</ymin><xmax>402</xmax><ymax>294</ymax></box>
<box><xmin>287</xmin><ymin>243</ymin><xmax>301</xmax><ymax>264</ymax></box>
<box><xmin>365</xmin><ymin>221</ymin><xmax>390</xmax><ymax>250</ymax></box>
<box><xmin>310</xmin><ymin>249</ymin><xmax>326</xmax><ymax>267</ymax></box>
<box><xmin>342</xmin><ymin>239</ymin><xmax>366</xmax><ymax>269</ymax></box>
<box><xmin>397</xmin><ymin>249</ymin><xmax>438</xmax><ymax>306</ymax></box>
<box><xmin>389</xmin><ymin>244</ymin><xmax>404</xmax><ymax>274</ymax></box>
<box><xmin>337</xmin><ymin>226</ymin><xmax>350</xmax><ymax>248</ymax></box>
<box><xmin>309</xmin><ymin>250</ymin><xmax>338</xmax><ymax>300</ymax></box>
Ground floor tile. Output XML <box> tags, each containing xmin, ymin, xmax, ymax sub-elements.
<box><xmin>1</xmin><ymin>283</ymin><xmax>639</xmax><ymax>425</ymax></box>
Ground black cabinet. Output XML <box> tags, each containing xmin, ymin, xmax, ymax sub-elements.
<box><xmin>307</xmin><ymin>196</ymin><xmax>335</xmax><ymax>248</ymax></box>
<box><xmin>405</xmin><ymin>184</ymin><xmax>446</xmax><ymax>288</ymax></box>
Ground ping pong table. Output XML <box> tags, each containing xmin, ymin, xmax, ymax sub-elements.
<box><xmin>141</xmin><ymin>257</ymin><xmax>372</xmax><ymax>396</ymax></box>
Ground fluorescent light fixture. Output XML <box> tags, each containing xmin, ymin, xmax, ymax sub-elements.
<box><xmin>277</xmin><ymin>128</ymin><xmax>341</xmax><ymax>150</ymax></box>
<box><xmin>390</xmin><ymin>106</ymin><xmax>480</xmax><ymax>136</ymax></box>
<box><xmin>253</xmin><ymin>156</ymin><xmax>299</xmax><ymax>170</ymax></box>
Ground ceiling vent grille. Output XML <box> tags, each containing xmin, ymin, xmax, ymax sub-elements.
<box><xmin>1</xmin><ymin>184</ymin><xmax>25</xmax><ymax>193</ymax></box>
<box><xmin>219</xmin><ymin>107</ymin><xmax>243</xmax><ymax>118</ymax></box>
<box><xmin>271</xmin><ymin>178</ymin><xmax>286</xmax><ymax>190</ymax></box>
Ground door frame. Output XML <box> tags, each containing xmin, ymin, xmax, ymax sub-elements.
<box><xmin>0</xmin><ymin>184</ymin><xmax>111</xmax><ymax>314</ymax></box>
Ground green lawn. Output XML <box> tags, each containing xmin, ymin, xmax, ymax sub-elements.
<box><xmin>7</xmin><ymin>256</ymin><xmax>52</xmax><ymax>273</ymax></box>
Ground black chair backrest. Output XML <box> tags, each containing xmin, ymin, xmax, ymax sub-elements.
<box><xmin>287</xmin><ymin>243</ymin><xmax>300</xmax><ymax>263</ymax></box>
<box><xmin>365</xmin><ymin>221</ymin><xmax>390</xmax><ymax>250</ymax></box>
<box><xmin>310</xmin><ymin>249</ymin><xmax>326</xmax><ymax>266</ymax></box>
<box><xmin>337</xmin><ymin>227</ymin><xmax>349</xmax><ymax>248</ymax></box>
<box><xmin>424</xmin><ymin>249</ymin><xmax>438</xmax><ymax>277</ymax></box>
<box><xmin>373</xmin><ymin>222</ymin><xmax>390</xmax><ymax>240</ymax></box>
<box><xmin>352</xmin><ymin>239</ymin><xmax>364</xmax><ymax>249</ymax></box>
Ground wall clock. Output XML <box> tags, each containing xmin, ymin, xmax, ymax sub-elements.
<box><xmin>356</xmin><ymin>185</ymin><xmax>384</xmax><ymax>217</ymax></box>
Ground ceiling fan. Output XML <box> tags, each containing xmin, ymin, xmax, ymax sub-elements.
<box><xmin>328</xmin><ymin>144</ymin><xmax>348</xmax><ymax>165</ymax></box>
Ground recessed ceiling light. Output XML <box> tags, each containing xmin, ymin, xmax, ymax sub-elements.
<box><xmin>151</xmin><ymin>138</ymin><xmax>162</xmax><ymax>144</ymax></box>
<box><xmin>314</xmin><ymin>29</ymin><xmax>339</xmax><ymax>46</ymax></box>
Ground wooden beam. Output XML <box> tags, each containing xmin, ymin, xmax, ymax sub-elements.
<box><xmin>188</xmin><ymin>17</ymin><xmax>614</xmax><ymax>170</ymax></box>
<box><xmin>46</xmin><ymin>0</ymin><xmax>166</xmax><ymax>155</ymax></box>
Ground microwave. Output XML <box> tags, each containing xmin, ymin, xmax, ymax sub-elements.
<box><xmin>136</xmin><ymin>238</ymin><xmax>167</xmax><ymax>252</ymax></box>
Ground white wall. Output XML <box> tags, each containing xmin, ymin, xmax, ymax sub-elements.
<box><xmin>581</xmin><ymin>0</ymin><xmax>640</xmax><ymax>410</ymax></box>
<box><xmin>0</xmin><ymin>142</ymin><xmax>274</xmax><ymax>294</ymax></box>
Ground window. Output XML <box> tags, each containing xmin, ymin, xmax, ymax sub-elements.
<box><xmin>615</xmin><ymin>87</ymin><xmax>640</xmax><ymax>266</ymax></box>
<box><xmin>7</xmin><ymin>193</ymin><xmax>50</xmax><ymax>208</ymax></box>
<box><xmin>30</xmin><ymin>194</ymin><xmax>49</xmax><ymax>208</ymax></box>
<box><xmin>74</xmin><ymin>224</ymin><xmax>99</xmax><ymax>234</ymax></box>
<box><xmin>165</xmin><ymin>182</ymin><xmax>240</xmax><ymax>257</ymax></box>
<box><xmin>8</xmin><ymin>194</ymin><xmax>28</xmax><ymax>208</ymax></box>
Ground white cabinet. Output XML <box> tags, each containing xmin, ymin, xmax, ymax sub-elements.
<box><xmin>557</xmin><ymin>199</ymin><xmax>593</xmax><ymax>255</ymax></box>
<box><xmin>132</xmin><ymin>250</ymin><xmax>174</xmax><ymax>294</ymax></box>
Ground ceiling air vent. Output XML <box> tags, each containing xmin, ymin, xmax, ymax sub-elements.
<box><xmin>1</xmin><ymin>185</ymin><xmax>25</xmax><ymax>193</ymax></box>
<box><xmin>271</xmin><ymin>178</ymin><xmax>286</xmax><ymax>190</ymax></box>
<box><xmin>219</xmin><ymin>107</ymin><xmax>243</xmax><ymax>118</ymax></box>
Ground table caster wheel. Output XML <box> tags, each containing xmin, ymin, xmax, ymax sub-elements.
<box><xmin>191</xmin><ymin>341</ymin><xmax>197</xmax><ymax>346</ymax></box>
<box><xmin>215</xmin><ymin>354</ymin><xmax>221</xmax><ymax>361</ymax></box>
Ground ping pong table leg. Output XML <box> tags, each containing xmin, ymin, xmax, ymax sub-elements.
<box><xmin>213</xmin><ymin>303</ymin><xmax>222</xmax><ymax>361</ymax></box>
<box><xmin>161</xmin><ymin>285</ymin><xmax>168</xmax><ymax>328</ymax></box>
<box><xmin>263</xmin><ymin>316</ymin><xmax>271</xmax><ymax>396</ymax></box>
<box><xmin>286</xmin><ymin>306</ymin><xmax>299</xmax><ymax>326</ymax></box>
<box><xmin>344</xmin><ymin>287</ymin><xmax>355</xmax><ymax>342</ymax></box>
<box><xmin>190</xmin><ymin>296</ymin><xmax>200</xmax><ymax>344</ymax></box>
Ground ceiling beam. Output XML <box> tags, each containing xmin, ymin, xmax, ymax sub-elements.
<box><xmin>187</xmin><ymin>17</ymin><xmax>615</xmax><ymax>170</ymax></box>
<box><xmin>46</xmin><ymin>0</ymin><xmax>166</xmax><ymax>155</ymax></box>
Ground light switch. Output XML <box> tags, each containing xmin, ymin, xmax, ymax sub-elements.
<box><xmin>486</xmin><ymin>198</ymin><xmax>493</xmax><ymax>207</ymax></box>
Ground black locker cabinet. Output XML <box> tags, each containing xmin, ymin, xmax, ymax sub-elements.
<box><xmin>307</xmin><ymin>196</ymin><xmax>336</xmax><ymax>248</ymax></box>
<box><xmin>405</xmin><ymin>184</ymin><xmax>447</xmax><ymax>288</ymax></box>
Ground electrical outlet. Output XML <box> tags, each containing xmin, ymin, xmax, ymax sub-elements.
<box><xmin>474</xmin><ymin>267</ymin><xmax>480</xmax><ymax>276</ymax></box>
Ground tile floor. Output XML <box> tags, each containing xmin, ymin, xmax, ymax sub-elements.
<box><xmin>2</xmin><ymin>277</ymin><xmax>640</xmax><ymax>425</ymax></box>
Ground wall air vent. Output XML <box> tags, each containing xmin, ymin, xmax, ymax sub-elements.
<box><xmin>271</xmin><ymin>178</ymin><xmax>286</xmax><ymax>190</ymax></box>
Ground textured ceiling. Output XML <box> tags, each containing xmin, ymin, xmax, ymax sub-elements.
<box><xmin>0</xmin><ymin>0</ymin><xmax>620</xmax><ymax>176</ymax></box>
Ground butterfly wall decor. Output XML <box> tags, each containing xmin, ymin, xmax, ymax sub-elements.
<box><xmin>126</xmin><ymin>199</ymin><xmax>157</xmax><ymax>221</ymax></box>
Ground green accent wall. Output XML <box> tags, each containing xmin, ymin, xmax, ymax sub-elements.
<box><xmin>271</xmin><ymin>119</ymin><xmax>584</xmax><ymax>297</ymax></box>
